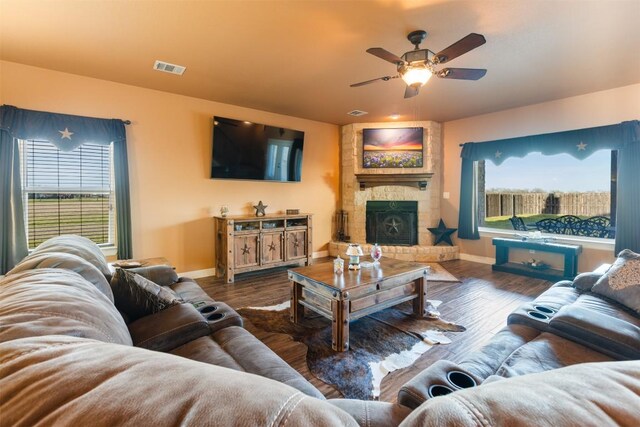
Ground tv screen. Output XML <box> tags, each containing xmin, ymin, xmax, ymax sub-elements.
<box><xmin>211</xmin><ymin>116</ymin><xmax>304</xmax><ymax>182</ymax></box>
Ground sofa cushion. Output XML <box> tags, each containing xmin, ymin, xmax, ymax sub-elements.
<box><xmin>459</xmin><ymin>324</ymin><xmax>541</xmax><ymax>380</ymax></box>
<box><xmin>127</xmin><ymin>303</ymin><xmax>210</xmax><ymax>352</ymax></box>
<box><xmin>110</xmin><ymin>269</ymin><xmax>183</xmax><ymax>321</ymax></box>
<box><xmin>592</xmin><ymin>249</ymin><xmax>640</xmax><ymax>313</ymax></box>
<box><xmin>0</xmin><ymin>336</ymin><xmax>359</xmax><ymax>427</ymax></box>
<box><xmin>170</xmin><ymin>326</ymin><xmax>325</xmax><ymax>400</ymax></box>
<box><xmin>494</xmin><ymin>332</ymin><xmax>613</xmax><ymax>378</ymax></box>
<box><xmin>328</xmin><ymin>400</ymin><xmax>411</xmax><ymax>427</ymax></box>
<box><xmin>169</xmin><ymin>278</ymin><xmax>213</xmax><ymax>304</ymax></box>
<box><xmin>0</xmin><ymin>269</ymin><xmax>131</xmax><ymax>345</ymax></box>
<box><xmin>401</xmin><ymin>361</ymin><xmax>640</xmax><ymax>427</ymax></box>
<box><xmin>573</xmin><ymin>293</ymin><xmax>640</xmax><ymax>323</ymax></box>
<box><xmin>29</xmin><ymin>234</ymin><xmax>111</xmax><ymax>278</ymax></box>
<box><xmin>548</xmin><ymin>305</ymin><xmax>640</xmax><ymax>360</ymax></box>
<box><xmin>7</xmin><ymin>251</ymin><xmax>113</xmax><ymax>302</ymax></box>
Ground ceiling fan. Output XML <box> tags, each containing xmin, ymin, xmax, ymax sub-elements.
<box><xmin>351</xmin><ymin>30</ymin><xmax>487</xmax><ymax>98</ymax></box>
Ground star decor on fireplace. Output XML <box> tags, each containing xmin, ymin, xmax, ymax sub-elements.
<box><xmin>385</xmin><ymin>217</ymin><xmax>402</xmax><ymax>234</ymax></box>
<box><xmin>428</xmin><ymin>219</ymin><xmax>458</xmax><ymax>246</ymax></box>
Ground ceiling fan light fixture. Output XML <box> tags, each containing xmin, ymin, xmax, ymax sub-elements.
<box><xmin>401</xmin><ymin>64</ymin><xmax>432</xmax><ymax>87</ymax></box>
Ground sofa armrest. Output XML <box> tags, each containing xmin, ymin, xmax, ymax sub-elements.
<box><xmin>127</xmin><ymin>265</ymin><xmax>179</xmax><ymax>287</ymax></box>
<box><xmin>128</xmin><ymin>303</ymin><xmax>210</xmax><ymax>352</ymax></box>
<box><xmin>398</xmin><ymin>360</ymin><xmax>481</xmax><ymax>409</ymax></box>
<box><xmin>571</xmin><ymin>272</ymin><xmax>603</xmax><ymax>291</ymax></box>
<box><xmin>327</xmin><ymin>400</ymin><xmax>411</xmax><ymax>427</ymax></box>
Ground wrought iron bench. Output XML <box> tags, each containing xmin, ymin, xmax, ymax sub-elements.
<box><xmin>509</xmin><ymin>215</ymin><xmax>615</xmax><ymax>238</ymax></box>
<box><xmin>508</xmin><ymin>216</ymin><xmax>534</xmax><ymax>231</ymax></box>
<box><xmin>535</xmin><ymin>216</ymin><xmax>614</xmax><ymax>238</ymax></box>
<box><xmin>572</xmin><ymin>216</ymin><xmax>614</xmax><ymax>238</ymax></box>
<box><xmin>535</xmin><ymin>218</ymin><xmax>568</xmax><ymax>234</ymax></box>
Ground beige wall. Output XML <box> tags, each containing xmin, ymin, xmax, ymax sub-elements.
<box><xmin>442</xmin><ymin>83</ymin><xmax>640</xmax><ymax>271</ymax></box>
<box><xmin>0</xmin><ymin>61</ymin><xmax>340</xmax><ymax>273</ymax></box>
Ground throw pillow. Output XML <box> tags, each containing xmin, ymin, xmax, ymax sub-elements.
<box><xmin>591</xmin><ymin>249</ymin><xmax>640</xmax><ymax>313</ymax></box>
<box><xmin>111</xmin><ymin>268</ymin><xmax>183</xmax><ymax>321</ymax></box>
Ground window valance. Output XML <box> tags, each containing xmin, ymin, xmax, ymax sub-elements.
<box><xmin>0</xmin><ymin>105</ymin><xmax>126</xmax><ymax>152</ymax></box>
<box><xmin>460</xmin><ymin>120</ymin><xmax>640</xmax><ymax>165</ymax></box>
<box><xmin>457</xmin><ymin>120</ymin><xmax>640</xmax><ymax>254</ymax></box>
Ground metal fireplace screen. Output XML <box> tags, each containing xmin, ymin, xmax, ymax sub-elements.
<box><xmin>366</xmin><ymin>201</ymin><xmax>418</xmax><ymax>246</ymax></box>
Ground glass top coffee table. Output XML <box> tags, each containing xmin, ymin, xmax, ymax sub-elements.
<box><xmin>288</xmin><ymin>258</ymin><xmax>430</xmax><ymax>352</ymax></box>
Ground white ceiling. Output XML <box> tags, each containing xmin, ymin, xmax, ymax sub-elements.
<box><xmin>1</xmin><ymin>0</ymin><xmax>639</xmax><ymax>125</ymax></box>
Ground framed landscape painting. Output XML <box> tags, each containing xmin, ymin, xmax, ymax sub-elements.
<box><xmin>362</xmin><ymin>127</ymin><xmax>424</xmax><ymax>168</ymax></box>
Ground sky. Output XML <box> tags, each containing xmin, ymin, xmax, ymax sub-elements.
<box><xmin>485</xmin><ymin>150</ymin><xmax>612</xmax><ymax>192</ymax></box>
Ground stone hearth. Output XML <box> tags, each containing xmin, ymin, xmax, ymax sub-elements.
<box><xmin>329</xmin><ymin>120</ymin><xmax>459</xmax><ymax>263</ymax></box>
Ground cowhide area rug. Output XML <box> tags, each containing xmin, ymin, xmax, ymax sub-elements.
<box><xmin>239</xmin><ymin>264</ymin><xmax>465</xmax><ymax>400</ymax></box>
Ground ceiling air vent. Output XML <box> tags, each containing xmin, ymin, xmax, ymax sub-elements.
<box><xmin>347</xmin><ymin>110</ymin><xmax>368</xmax><ymax>117</ymax></box>
<box><xmin>153</xmin><ymin>60</ymin><xmax>186</xmax><ymax>76</ymax></box>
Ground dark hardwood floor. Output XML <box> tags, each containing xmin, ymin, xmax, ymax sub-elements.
<box><xmin>197</xmin><ymin>259</ymin><xmax>553</xmax><ymax>402</ymax></box>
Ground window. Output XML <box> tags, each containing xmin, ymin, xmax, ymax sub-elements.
<box><xmin>20</xmin><ymin>140</ymin><xmax>115</xmax><ymax>249</ymax></box>
<box><xmin>479</xmin><ymin>150</ymin><xmax>617</xmax><ymax>238</ymax></box>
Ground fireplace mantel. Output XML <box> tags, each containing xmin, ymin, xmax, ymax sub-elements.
<box><xmin>355</xmin><ymin>173</ymin><xmax>434</xmax><ymax>191</ymax></box>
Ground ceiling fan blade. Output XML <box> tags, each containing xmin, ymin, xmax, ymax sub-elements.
<box><xmin>434</xmin><ymin>33</ymin><xmax>486</xmax><ymax>64</ymax></box>
<box><xmin>437</xmin><ymin>68</ymin><xmax>487</xmax><ymax>80</ymax></box>
<box><xmin>366</xmin><ymin>47</ymin><xmax>405</xmax><ymax>64</ymax></box>
<box><xmin>404</xmin><ymin>85</ymin><xmax>420</xmax><ymax>98</ymax></box>
<box><xmin>350</xmin><ymin>75</ymin><xmax>398</xmax><ymax>87</ymax></box>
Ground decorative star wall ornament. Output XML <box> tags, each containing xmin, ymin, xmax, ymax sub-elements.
<box><xmin>495</xmin><ymin>150</ymin><xmax>502</xmax><ymax>158</ymax></box>
<box><xmin>59</xmin><ymin>128</ymin><xmax>74</xmax><ymax>140</ymax></box>
<box><xmin>253</xmin><ymin>200</ymin><xmax>267</xmax><ymax>217</ymax></box>
<box><xmin>428</xmin><ymin>219</ymin><xmax>458</xmax><ymax>246</ymax></box>
<box><xmin>385</xmin><ymin>217</ymin><xmax>401</xmax><ymax>235</ymax></box>
<box><xmin>576</xmin><ymin>142</ymin><xmax>587</xmax><ymax>151</ymax></box>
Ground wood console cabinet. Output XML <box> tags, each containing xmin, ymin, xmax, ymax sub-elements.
<box><xmin>215</xmin><ymin>213</ymin><xmax>312</xmax><ymax>283</ymax></box>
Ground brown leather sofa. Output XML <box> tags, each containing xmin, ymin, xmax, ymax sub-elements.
<box><xmin>0</xmin><ymin>235</ymin><xmax>410</xmax><ymax>426</ymax></box>
<box><xmin>399</xmin><ymin>270</ymin><xmax>640</xmax><ymax>410</ymax></box>
<box><xmin>1</xmin><ymin>235</ymin><xmax>638</xmax><ymax>426</ymax></box>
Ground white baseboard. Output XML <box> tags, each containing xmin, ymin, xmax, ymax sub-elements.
<box><xmin>459</xmin><ymin>253</ymin><xmax>494</xmax><ymax>265</ymax></box>
<box><xmin>312</xmin><ymin>250</ymin><xmax>329</xmax><ymax>259</ymax></box>
<box><xmin>178</xmin><ymin>267</ymin><xmax>216</xmax><ymax>279</ymax></box>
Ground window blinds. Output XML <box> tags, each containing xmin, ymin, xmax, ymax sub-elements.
<box><xmin>20</xmin><ymin>140</ymin><xmax>114</xmax><ymax>248</ymax></box>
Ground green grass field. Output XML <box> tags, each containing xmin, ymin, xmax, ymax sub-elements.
<box><xmin>26</xmin><ymin>197</ymin><xmax>110</xmax><ymax>247</ymax></box>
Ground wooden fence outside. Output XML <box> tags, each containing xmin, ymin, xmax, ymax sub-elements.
<box><xmin>486</xmin><ymin>192</ymin><xmax>611</xmax><ymax>217</ymax></box>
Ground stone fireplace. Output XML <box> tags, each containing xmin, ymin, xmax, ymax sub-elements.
<box><xmin>329</xmin><ymin>121</ymin><xmax>458</xmax><ymax>262</ymax></box>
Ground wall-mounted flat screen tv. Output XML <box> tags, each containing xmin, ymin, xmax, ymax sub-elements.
<box><xmin>211</xmin><ymin>116</ymin><xmax>304</xmax><ymax>182</ymax></box>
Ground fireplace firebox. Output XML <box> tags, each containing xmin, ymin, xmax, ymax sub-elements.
<box><xmin>366</xmin><ymin>201</ymin><xmax>418</xmax><ymax>246</ymax></box>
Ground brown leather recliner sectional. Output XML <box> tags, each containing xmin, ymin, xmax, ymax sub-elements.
<box><xmin>398</xmin><ymin>264</ymin><xmax>640</xmax><ymax>410</ymax></box>
<box><xmin>1</xmin><ymin>235</ymin><xmax>638</xmax><ymax>426</ymax></box>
